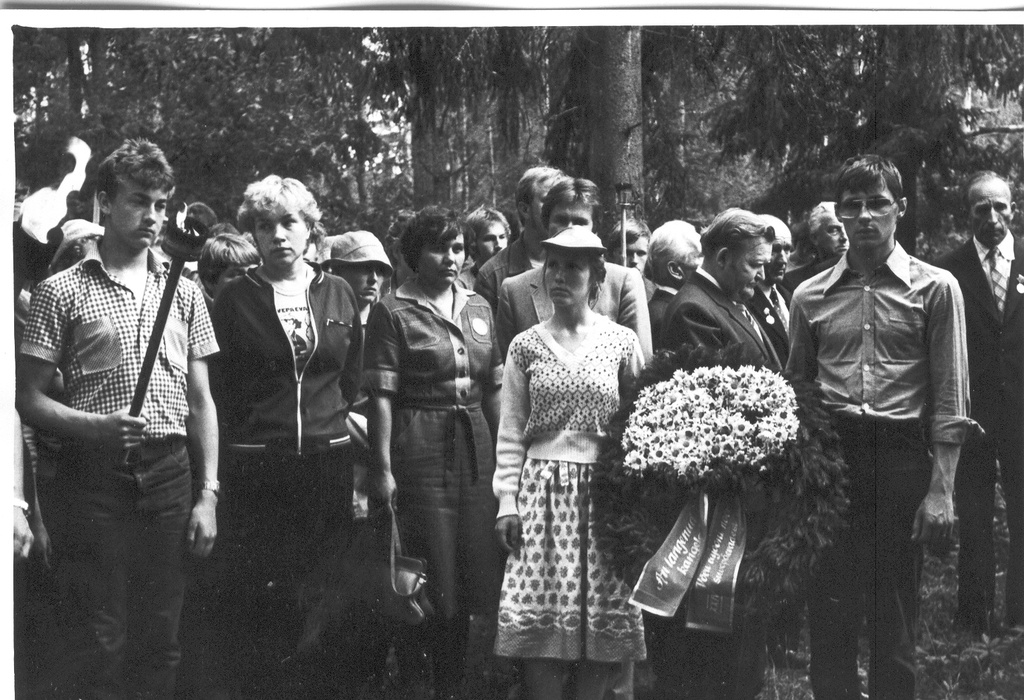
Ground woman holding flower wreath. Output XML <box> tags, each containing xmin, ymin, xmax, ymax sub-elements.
<box><xmin>492</xmin><ymin>225</ymin><xmax>646</xmax><ymax>700</ymax></box>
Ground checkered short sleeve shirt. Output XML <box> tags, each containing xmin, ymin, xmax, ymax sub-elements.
<box><xmin>20</xmin><ymin>252</ymin><xmax>219</xmax><ymax>439</ymax></box>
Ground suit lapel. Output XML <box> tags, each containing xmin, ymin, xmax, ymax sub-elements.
<box><xmin>748</xmin><ymin>287</ymin><xmax>788</xmax><ymax>350</ymax></box>
<box><xmin>697</xmin><ymin>276</ymin><xmax>780</xmax><ymax>369</ymax></box>
<box><xmin>952</xmin><ymin>240</ymin><xmax>1001</xmax><ymax>323</ymax></box>
<box><xmin>529</xmin><ymin>273</ymin><xmax>553</xmax><ymax>324</ymax></box>
<box><xmin>1003</xmin><ymin>238</ymin><xmax>1024</xmax><ymax>325</ymax></box>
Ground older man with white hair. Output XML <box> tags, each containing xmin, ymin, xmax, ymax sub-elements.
<box><xmin>747</xmin><ymin>214</ymin><xmax>793</xmax><ymax>365</ymax></box>
<box><xmin>783</xmin><ymin>201</ymin><xmax>847</xmax><ymax>293</ymax></box>
<box><xmin>647</xmin><ymin>220</ymin><xmax>702</xmax><ymax>349</ymax></box>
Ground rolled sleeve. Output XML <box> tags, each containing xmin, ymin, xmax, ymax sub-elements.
<box><xmin>183</xmin><ymin>281</ymin><xmax>219</xmax><ymax>360</ymax></box>
<box><xmin>20</xmin><ymin>279</ymin><xmax>66</xmax><ymax>364</ymax></box>
<box><xmin>363</xmin><ymin>301</ymin><xmax>401</xmax><ymax>397</ymax></box>
<box><xmin>927</xmin><ymin>273</ymin><xmax>970</xmax><ymax>444</ymax></box>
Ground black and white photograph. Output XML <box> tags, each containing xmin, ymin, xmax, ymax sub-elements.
<box><xmin>5</xmin><ymin>8</ymin><xmax>1023</xmax><ymax>699</ymax></box>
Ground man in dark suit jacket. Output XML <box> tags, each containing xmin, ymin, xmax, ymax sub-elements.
<box><xmin>748</xmin><ymin>214</ymin><xmax>794</xmax><ymax>366</ymax></box>
<box><xmin>935</xmin><ymin>171</ymin><xmax>1024</xmax><ymax>634</ymax></box>
<box><xmin>661</xmin><ymin>209</ymin><xmax>781</xmax><ymax>372</ymax></box>
<box><xmin>647</xmin><ymin>220</ymin><xmax>703</xmax><ymax>350</ymax></box>
<box><xmin>652</xmin><ymin>208</ymin><xmax>778</xmax><ymax>700</ymax></box>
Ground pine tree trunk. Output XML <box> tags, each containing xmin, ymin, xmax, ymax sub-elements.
<box><xmin>584</xmin><ymin>26</ymin><xmax>643</xmax><ymax>222</ymax></box>
<box><xmin>64</xmin><ymin>29</ymin><xmax>84</xmax><ymax>127</ymax></box>
<box><xmin>410</xmin><ymin>111</ymin><xmax>447</xmax><ymax>207</ymax></box>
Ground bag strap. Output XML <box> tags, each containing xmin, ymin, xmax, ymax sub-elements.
<box><xmin>386</xmin><ymin>501</ymin><xmax>402</xmax><ymax>594</ymax></box>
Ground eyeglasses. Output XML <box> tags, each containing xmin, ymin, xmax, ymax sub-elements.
<box><xmin>836</xmin><ymin>198</ymin><xmax>897</xmax><ymax>220</ymax></box>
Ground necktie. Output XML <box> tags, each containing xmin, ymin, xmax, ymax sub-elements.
<box><xmin>768</xmin><ymin>286</ymin><xmax>788</xmax><ymax>327</ymax></box>
<box><xmin>988</xmin><ymin>247</ymin><xmax>1007</xmax><ymax>316</ymax></box>
<box><xmin>740</xmin><ymin>304</ymin><xmax>766</xmax><ymax>343</ymax></box>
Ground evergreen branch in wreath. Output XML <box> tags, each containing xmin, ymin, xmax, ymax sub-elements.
<box><xmin>591</xmin><ymin>343</ymin><xmax>849</xmax><ymax>619</ymax></box>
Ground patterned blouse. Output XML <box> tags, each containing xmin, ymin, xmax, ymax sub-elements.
<box><xmin>493</xmin><ymin>316</ymin><xmax>643</xmax><ymax>518</ymax></box>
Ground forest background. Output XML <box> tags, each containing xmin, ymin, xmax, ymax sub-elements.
<box><xmin>8</xmin><ymin>15</ymin><xmax>1024</xmax><ymax>700</ymax></box>
<box><xmin>11</xmin><ymin>21</ymin><xmax>1024</xmax><ymax>258</ymax></box>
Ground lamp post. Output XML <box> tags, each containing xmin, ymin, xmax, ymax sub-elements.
<box><xmin>615</xmin><ymin>183</ymin><xmax>635</xmax><ymax>266</ymax></box>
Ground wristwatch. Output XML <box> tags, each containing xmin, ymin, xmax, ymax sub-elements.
<box><xmin>201</xmin><ymin>480</ymin><xmax>220</xmax><ymax>497</ymax></box>
<box><xmin>14</xmin><ymin>497</ymin><xmax>30</xmax><ymax>514</ymax></box>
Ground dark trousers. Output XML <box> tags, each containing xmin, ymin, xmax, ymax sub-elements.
<box><xmin>37</xmin><ymin>440</ymin><xmax>192</xmax><ymax>700</ymax></box>
<box><xmin>808</xmin><ymin>418</ymin><xmax>931</xmax><ymax>700</ymax></box>
<box><xmin>955</xmin><ymin>423</ymin><xmax>1024</xmax><ymax>630</ymax></box>
<box><xmin>216</xmin><ymin>448</ymin><xmax>355</xmax><ymax>698</ymax></box>
<box><xmin>645</xmin><ymin>601</ymin><xmax>766</xmax><ymax>700</ymax></box>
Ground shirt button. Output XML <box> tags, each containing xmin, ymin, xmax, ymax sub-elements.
<box><xmin>862</xmin><ymin>364</ymin><xmax>870</xmax><ymax>371</ymax></box>
<box><xmin>861</xmin><ymin>403</ymin><xmax>870</xmax><ymax>412</ymax></box>
<box><xmin>457</xmin><ymin>348</ymin><xmax>465</xmax><ymax>355</ymax></box>
<box><xmin>863</xmin><ymin>323</ymin><xmax>871</xmax><ymax>330</ymax></box>
<box><xmin>863</xmin><ymin>285</ymin><xmax>871</xmax><ymax>291</ymax></box>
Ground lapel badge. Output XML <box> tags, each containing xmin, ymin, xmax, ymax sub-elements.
<box><xmin>1016</xmin><ymin>274</ymin><xmax>1024</xmax><ymax>295</ymax></box>
<box><xmin>763</xmin><ymin>307</ymin><xmax>775</xmax><ymax>324</ymax></box>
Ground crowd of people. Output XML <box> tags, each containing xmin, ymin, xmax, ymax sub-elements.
<box><xmin>11</xmin><ymin>138</ymin><xmax>1023</xmax><ymax>700</ymax></box>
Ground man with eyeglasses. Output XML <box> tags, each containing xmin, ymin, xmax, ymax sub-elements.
<box><xmin>782</xmin><ymin>201</ymin><xmax>848</xmax><ymax>293</ymax></box>
<box><xmin>787</xmin><ymin>154</ymin><xmax>970</xmax><ymax>700</ymax></box>
<box><xmin>935</xmin><ymin>171</ymin><xmax>1023</xmax><ymax>637</ymax></box>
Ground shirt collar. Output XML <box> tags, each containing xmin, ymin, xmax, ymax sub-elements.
<box><xmin>973</xmin><ymin>233</ymin><xmax>1016</xmax><ymax>265</ymax></box>
<box><xmin>697</xmin><ymin>265</ymin><xmax>751</xmax><ymax>310</ymax></box>
<box><xmin>696</xmin><ymin>266</ymin><xmax>723</xmax><ymax>292</ymax></box>
<box><xmin>81</xmin><ymin>246</ymin><xmax>167</xmax><ymax>278</ymax></box>
<box><xmin>824</xmin><ymin>243</ymin><xmax>911</xmax><ymax>292</ymax></box>
<box><xmin>655</xmin><ymin>282</ymin><xmax>679</xmax><ymax>295</ymax></box>
<box><xmin>396</xmin><ymin>278</ymin><xmax>475</xmax><ymax>319</ymax></box>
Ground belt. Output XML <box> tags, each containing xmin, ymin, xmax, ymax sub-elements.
<box><xmin>396</xmin><ymin>402</ymin><xmax>483</xmax><ymax>485</ymax></box>
<box><xmin>834</xmin><ymin>415</ymin><xmax>927</xmax><ymax>445</ymax></box>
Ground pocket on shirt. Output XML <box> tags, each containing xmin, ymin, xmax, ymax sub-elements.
<box><xmin>877</xmin><ymin>317</ymin><xmax>924</xmax><ymax>362</ymax></box>
<box><xmin>72</xmin><ymin>317</ymin><xmax>122</xmax><ymax>375</ymax></box>
<box><xmin>405</xmin><ymin>319</ymin><xmax>443</xmax><ymax>349</ymax></box>
<box><xmin>320</xmin><ymin>317</ymin><xmax>355</xmax><ymax>358</ymax></box>
<box><xmin>163</xmin><ymin>317</ymin><xmax>189</xmax><ymax>374</ymax></box>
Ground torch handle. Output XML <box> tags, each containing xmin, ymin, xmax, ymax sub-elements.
<box><xmin>121</xmin><ymin>258</ymin><xmax>186</xmax><ymax>466</ymax></box>
<box><xmin>620</xmin><ymin>206</ymin><xmax>628</xmax><ymax>268</ymax></box>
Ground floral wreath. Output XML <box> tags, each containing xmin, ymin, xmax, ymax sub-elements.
<box><xmin>590</xmin><ymin>343</ymin><xmax>849</xmax><ymax>618</ymax></box>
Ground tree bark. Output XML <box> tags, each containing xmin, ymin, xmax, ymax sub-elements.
<box><xmin>584</xmin><ymin>26</ymin><xmax>643</xmax><ymax>222</ymax></box>
<box><xmin>64</xmin><ymin>29</ymin><xmax>84</xmax><ymax>126</ymax></box>
<box><xmin>85</xmin><ymin>30</ymin><xmax>105</xmax><ymax>118</ymax></box>
<box><xmin>410</xmin><ymin>112</ymin><xmax>447</xmax><ymax>207</ymax></box>
<box><xmin>895</xmin><ymin>161</ymin><xmax>918</xmax><ymax>256</ymax></box>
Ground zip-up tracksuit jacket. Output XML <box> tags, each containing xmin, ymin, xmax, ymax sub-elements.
<box><xmin>210</xmin><ymin>263</ymin><xmax>363</xmax><ymax>455</ymax></box>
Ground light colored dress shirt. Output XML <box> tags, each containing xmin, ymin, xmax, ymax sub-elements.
<box><xmin>786</xmin><ymin>243</ymin><xmax>971</xmax><ymax>445</ymax></box>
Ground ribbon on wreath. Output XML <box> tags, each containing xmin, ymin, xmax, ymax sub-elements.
<box><xmin>629</xmin><ymin>491</ymin><xmax>747</xmax><ymax>633</ymax></box>
<box><xmin>685</xmin><ymin>492</ymin><xmax>747</xmax><ymax>633</ymax></box>
<box><xmin>628</xmin><ymin>491</ymin><xmax>709</xmax><ymax>617</ymax></box>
